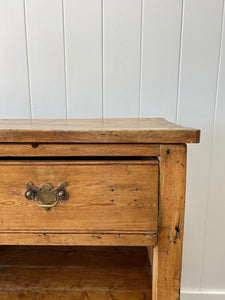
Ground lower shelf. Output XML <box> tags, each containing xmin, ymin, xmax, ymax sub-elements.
<box><xmin>0</xmin><ymin>246</ymin><xmax>152</xmax><ymax>300</ymax></box>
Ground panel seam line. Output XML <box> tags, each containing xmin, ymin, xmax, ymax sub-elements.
<box><xmin>138</xmin><ymin>0</ymin><xmax>144</xmax><ymax>118</ymax></box>
<box><xmin>23</xmin><ymin>0</ymin><xmax>32</xmax><ymax>119</ymax></box>
<box><xmin>62</xmin><ymin>0</ymin><xmax>68</xmax><ymax>119</ymax></box>
<box><xmin>101</xmin><ymin>0</ymin><xmax>104</xmax><ymax>118</ymax></box>
<box><xmin>176</xmin><ymin>0</ymin><xmax>185</xmax><ymax>123</ymax></box>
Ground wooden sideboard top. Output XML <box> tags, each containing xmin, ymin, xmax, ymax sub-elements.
<box><xmin>0</xmin><ymin>118</ymin><xmax>200</xmax><ymax>143</ymax></box>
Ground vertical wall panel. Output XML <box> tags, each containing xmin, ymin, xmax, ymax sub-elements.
<box><xmin>103</xmin><ymin>0</ymin><xmax>141</xmax><ymax>118</ymax></box>
<box><xmin>64</xmin><ymin>0</ymin><xmax>102</xmax><ymax>118</ymax></box>
<box><xmin>25</xmin><ymin>0</ymin><xmax>66</xmax><ymax>118</ymax></box>
<box><xmin>201</xmin><ymin>5</ymin><xmax>225</xmax><ymax>290</ymax></box>
<box><xmin>178</xmin><ymin>0</ymin><xmax>224</xmax><ymax>290</ymax></box>
<box><xmin>0</xmin><ymin>0</ymin><xmax>30</xmax><ymax>118</ymax></box>
<box><xmin>140</xmin><ymin>0</ymin><xmax>182</xmax><ymax>122</ymax></box>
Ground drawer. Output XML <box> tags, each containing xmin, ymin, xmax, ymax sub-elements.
<box><xmin>0</xmin><ymin>158</ymin><xmax>158</xmax><ymax>233</ymax></box>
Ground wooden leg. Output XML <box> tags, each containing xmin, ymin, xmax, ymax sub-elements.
<box><xmin>147</xmin><ymin>246</ymin><xmax>158</xmax><ymax>299</ymax></box>
<box><xmin>153</xmin><ymin>144</ymin><xmax>187</xmax><ymax>300</ymax></box>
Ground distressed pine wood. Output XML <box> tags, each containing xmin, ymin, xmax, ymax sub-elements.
<box><xmin>0</xmin><ymin>143</ymin><xmax>160</xmax><ymax>157</ymax></box>
<box><xmin>0</xmin><ymin>268</ymin><xmax>149</xmax><ymax>290</ymax></box>
<box><xmin>147</xmin><ymin>246</ymin><xmax>154</xmax><ymax>267</ymax></box>
<box><xmin>0</xmin><ymin>118</ymin><xmax>199</xmax><ymax>299</ymax></box>
<box><xmin>0</xmin><ymin>246</ymin><xmax>152</xmax><ymax>300</ymax></box>
<box><xmin>0</xmin><ymin>246</ymin><xmax>150</xmax><ymax>267</ymax></box>
<box><xmin>0</xmin><ymin>118</ymin><xmax>200</xmax><ymax>143</ymax></box>
<box><xmin>0</xmin><ymin>291</ymin><xmax>152</xmax><ymax>300</ymax></box>
<box><xmin>0</xmin><ymin>232</ymin><xmax>157</xmax><ymax>246</ymax></box>
<box><xmin>0</xmin><ymin>159</ymin><xmax>158</xmax><ymax>234</ymax></box>
<box><xmin>152</xmin><ymin>144</ymin><xmax>187</xmax><ymax>300</ymax></box>
<box><xmin>152</xmin><ymin>246</ymin><xmax>159</xmax><ymax>300</ymax></box>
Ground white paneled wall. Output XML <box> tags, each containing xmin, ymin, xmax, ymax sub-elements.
<box><xmin>103</xmin><ymin>0</ymin><xmax>141</xmax><ymax>117</ymax></box>
<box><xmin>0</xmin><ymin>0</ymin><xmax>30</xmax><ymax>118</ymax></box>
<box><xmin>25</xmin><ymin>0</ymin><xmax>67</xmax><ymax>118</ymax></box>
<box><xmin>0</xmin><ymin>1</ymin><xmax>225</xmax><ymax>298</ymax></box>
<box><xmin>178</xmin><ymin>0</ymin><xmax>224</xmax><ymax>292</ymax></box>
<box><xmin>64</xmin><ymin>0</ymin><xmax>102</xmax><ymax>118</ymax></box>
<box><xmin>201</xmin><ymin>1</ymin><xmax>225</xmax><ymax>290</ymax></box>
<box><xmin>141</xmin><ymin>0</ymin><xmax>182</xmax><ymax>121</ymax></box>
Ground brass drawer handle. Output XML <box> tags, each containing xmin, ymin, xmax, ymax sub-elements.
<box><xmin>24</xmin><ymin>182</ymin><xmax>69</xmax><ymax>211</ymax></box>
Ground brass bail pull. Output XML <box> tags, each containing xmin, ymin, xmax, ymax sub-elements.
<box><xmin>24</xmin><ymin>182</ymin><xmax>69</xmax><ymax>211</ymax></box>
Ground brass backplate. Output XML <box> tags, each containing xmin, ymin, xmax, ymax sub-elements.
<box><xmin>25</xmin><ymin>182</ymin><xmax>69</xmax><ymax>210</ymax></box>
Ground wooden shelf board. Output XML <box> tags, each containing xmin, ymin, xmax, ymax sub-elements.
<box><xmin>0</xmin><ymin>118</ymin><xmax>200</xmax><ymax>143</ymax></box>
<box><xmin>0</xmin><ymin>246</ymin><xmax>152</xmax><ymax>300</ymax></box>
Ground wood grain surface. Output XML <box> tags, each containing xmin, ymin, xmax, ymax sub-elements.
<box><xmin>0</xmin><ymin>118</ymin><xmax>200</xmax><ymax>143</ymax></box>
<box><xmin>0</xmin><ymin>143</ymin><xmax>160</xmax><ymax>157</ymax></box>
<box><xmin>0</xmin><ymin>159</ymin><xmax>158</xmax><ymax>233</ymax></box>
<box><xmin>0</xmin><ymin>246</ymin><xmax>152</xmax><ymax>300</ymax></box>
<box><xmin>0</xmin><ymin>246</ymin><xmax>150</xmax><ymax>267</ymax></box>
<box><xmin>0</xmin><ymin>232</ymin><xmax>157</xmax><ymax>247</ymax></box>
<box><xmin>152</xmin><ymin>144</ymin><xmax>187</xmax><ymax>300</ymax></box>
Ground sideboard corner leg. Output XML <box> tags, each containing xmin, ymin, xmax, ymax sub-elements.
<box><xmin>155</xmin><ymin>144</ymin><xmax>187</xmax><ymax>300</ymax></box>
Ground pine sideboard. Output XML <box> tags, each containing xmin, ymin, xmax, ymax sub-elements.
<box><xmin>0</xmin><ymin>118</ymin><xmax>200</xmax><ymax>300</ymax></box>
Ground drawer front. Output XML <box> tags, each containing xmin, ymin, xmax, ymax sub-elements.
<box><xmin>0</xmin><ymin>159</ymin><xmax>158</xmax><ymax>232</ymax></box>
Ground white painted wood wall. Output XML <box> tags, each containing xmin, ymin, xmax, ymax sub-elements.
<box><xmin>0</xmin><ymin>1</ymin><xmax>224</xmax><ymax>298</ymax></box>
